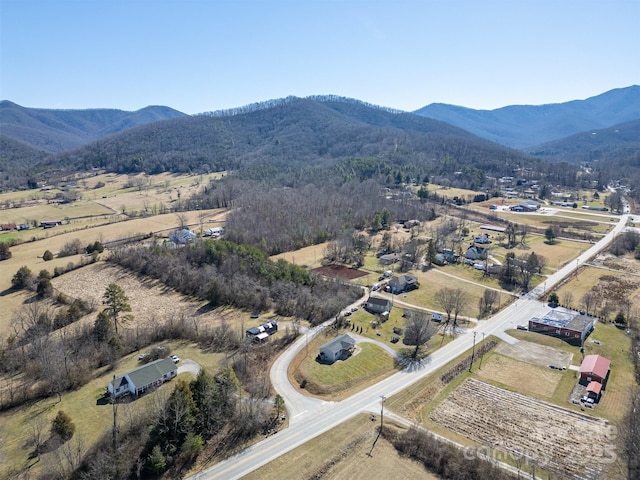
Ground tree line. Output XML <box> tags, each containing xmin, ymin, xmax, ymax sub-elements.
<box><xmin>109</xmin><ymin>239</ymin><xmax>362</xmax><ymax>325</ymax></box>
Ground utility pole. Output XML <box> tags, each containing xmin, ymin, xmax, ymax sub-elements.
<box><xmin>380</xmin><ymin>395</ymin><xmax>386</xmax><ymax>430</ymax></box>
<box><xmin>111</xmin><ymin>375</ymin><xmax>118</xmax><ymax>453</ymax></box>
<box><xmin>469</xmin><ymin>331</ymin><xmax>477</xmax><ymax>372</ymax></box>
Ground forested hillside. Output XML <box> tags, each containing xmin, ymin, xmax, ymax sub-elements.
<box><xmin>0</xmin><ymin>136</ymin><xmax>50</xmax><ymax>189</ymax></box>
<box><xmin>45</xmin><ymin>96</ymin><xmax>533</xmax><ymax>180</ymax></box>
<box><xmin>527</xmin><ymin>119</ymin><xmax>640</xmax><ymax>164</ymax></box>
<box><xmin>0</xmin><ymin>100</ymin><xmax>186</xmax><ymax>152</ymax></box>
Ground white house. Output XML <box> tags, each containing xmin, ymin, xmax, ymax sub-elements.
<box><xmin>170</xmin><ymin>228</ymin><xmax>197</xmax><ymax>244</ymax></box>
<box><xmin>318</xmin><ymin>334</ymin><xmax>356</xmax><ymax>363</ymax></box>
<box><xmin>108</xmin><ymin>358</ymin><xmax>178</xmax><ymax>399</ymax></box>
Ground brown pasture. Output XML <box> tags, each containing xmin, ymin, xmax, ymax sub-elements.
<box><xmin>239</xmin><ymin>414</ymin><xmax>438</xmax><ymax>480</ymax></box>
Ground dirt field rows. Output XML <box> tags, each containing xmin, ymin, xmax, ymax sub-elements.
<box><xmin>430</xmin><ymin>378</ymin><xmax>615</xmax><ymax>479</ymax></box>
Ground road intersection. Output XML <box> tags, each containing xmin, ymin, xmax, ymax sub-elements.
<box><xmin>191</xmin><ymin>214</ymin><xmax>628</xmax><ymax>480</ymax></box>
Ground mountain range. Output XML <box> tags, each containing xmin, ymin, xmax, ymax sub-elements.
<box><xmin>414</xmin><ymin>85</ymin><xmax>640</xmax><ymax>149</ymax></box>
<box><xmin>0</xmin><ymin>87</ymin><xmax>639</xmax><ymax>192</ymax></box>
<box><xmin>0</xmin><ymin>100</ymin><xmax>186</xmax><ymax>152</ymax></box>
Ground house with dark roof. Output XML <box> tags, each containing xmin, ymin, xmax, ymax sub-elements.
<box><xmin>365</xmin><ymin>297</ymin><xmax>392</xmax><ymax>314</ymax></box>
<box><xmin>379</xmin><ymin>253</ymin><xmax>401</xmax><ymax>265</ymax></box>
<box><xmin>528</xmin><ymin>310</ymin><xmax>594</xmax><ymax>345</ymax></box>
<box><xmin>108</xmin><ymin>358</ymin><xmax>178</xmax><ymax>399</ymax></box>
<box><xmin>464</xmin><ymin>245</ymin><xmax>488</xmax><ymax>261</ymax></box>
<box><xmin>386</xmin><ymin>275</ymin><xmax>419</xmax><ymax>294</ymax></box>
<box><xmin>579</xmin><ymin>354</ymin><xmax>610</xmax><ymax>384</ymax></box>
<box><xmin>318</xmin><ymin>334</ymin><xmax>356</xmax><ymax>363</ymax></box>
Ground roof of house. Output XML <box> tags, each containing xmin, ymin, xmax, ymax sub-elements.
<box><xmin>580</xmin><ymin>355</ymin><xmax>610</xmax><ymax>379</ymax></box>
<box><xmin>465</xmin><ymin>246</ymin><xmax>487</xmax><ymax>258</ymax></box>
<box><xmin>586</xmin><ymin>381</ymin><xmax>602</xmax><ymax>395</ymax></box>
<box><xmin>366</xmin><ymin>297</ymin><xmax>391</xmax><ymax>307</ymax></box>
<box><xmin>389</xmin><ymin>274</ymin><xmax>418</xmax><ymax>288</ymax></box>
<box><xmin>113</xmin><ymin>358</ymin><xmax>177</xmax><ymax>389</ymax></box>
<box><xmin>320</xmin><ymin>334</ymin><xmax>356</xmax><ymax>356</ymax></box>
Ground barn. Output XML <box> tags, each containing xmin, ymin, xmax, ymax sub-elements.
<box><xmin>579</xmin><ymin>354</ymin><xmax>610</xmax><ymax>385</ymax></box>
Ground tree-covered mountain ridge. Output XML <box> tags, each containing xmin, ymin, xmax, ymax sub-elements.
<box><xmin>0</xmin><ymin>100</ymin><xmax>187</xmax><ymax>152</ymax></box>
<box><xmin>44</xmin><ymin>95</ymin><xmax>532</xmax><ymax>183</ymax></box>
<box><xmin>414</xmin><ymin>85</ymin><xmax>640</xmax><ymax>149</ymax></box>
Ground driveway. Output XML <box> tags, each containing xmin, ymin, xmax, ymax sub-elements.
<box><xmin>178</xmin><ymin>359</ymin><xmax>201</xmax><ymax>376</ymax></box>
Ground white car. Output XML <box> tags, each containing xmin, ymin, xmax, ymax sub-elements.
<box><xmin>138</xmin><ymin>353</ymin><xmax>148</xmax><ymax>361</ymax></box>
<box><xmin>170</xmin><ymin>355</ymin><xmax>180</xmax><ymax>364</ymax></box>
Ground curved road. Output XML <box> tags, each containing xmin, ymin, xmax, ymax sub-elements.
<box><xmin>191</xmin><ymin>214</ymin><xmax>628</xmax><ymax>480</ymax></box>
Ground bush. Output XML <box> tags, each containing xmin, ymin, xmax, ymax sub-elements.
<box><xmin>11</xmin><ymin>266</ymin><xmax>34</xmax><ymax>290</ymax></box>
<box><xmin>43</xmin><ymin>249</ymin><xmax>54</xmax><ymax>261</ymax></box>
<box><xmin>51</xmin><ymin>410</ymin><xmax>75</xmax><ymax>442</ymax></box>
<box><xmin>58</xmin><ymin>239</ymin><xmax>83</xmax><ymax>257</ymax></box>
<box><xmin>0</xmin><ymin>242</ymin><xmax>11</xmax><ymax>260</ymax></box>
<box><xmin>86</xmin><ymin>241</ymin><xmax>104</xmax><ymax>254</ymax></box>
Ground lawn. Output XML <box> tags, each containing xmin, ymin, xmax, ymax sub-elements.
<box><xmin>0</xmin><ymin>342</ymin><xmax>225</xmax><ymax>479</ymax></box>
<box><xmin>291</xmin><ymin>333</ymin><xmax>399</xmax><ymax>400</ymax></box>
<box><xmin>240</xmin><ymin>414</ymin><xmax>438</xmax><ymax>480</ymax></box>
<box><xmin>550</xmin><ymin>265</ymin><xmax>627</xmax><ymax>311</ymax></box>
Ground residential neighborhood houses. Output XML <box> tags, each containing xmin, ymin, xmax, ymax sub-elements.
<box><xmin>107</xmin><ymin>358</ymin><xmax>178</xmax><ymax>399</ymax></box>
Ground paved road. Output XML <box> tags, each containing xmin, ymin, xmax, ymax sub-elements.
<box><xmin>190</xmin><ymin>214</ymin><xmax>628</xmax><ymax>480</ymax></box>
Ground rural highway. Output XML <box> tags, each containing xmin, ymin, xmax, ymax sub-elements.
<box><xmin>191</xmin><ymin>214</ymin><xmax>629</xmax><ymax>480</ymax></box>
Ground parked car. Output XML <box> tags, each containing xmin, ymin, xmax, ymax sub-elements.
<box><xmin>250</xmin><ymin>312</ymin><xmax>260</xmax><ymax>319</ymax></box>
<box><xmin>516</xmin><ymin>325</ymin><xmax>528</xmax><ymax>331</ymax></box>
<box><xmin>170</xmin><ymin>355</ymin><xmax>180</xmax><ymax>364</ymax></box>
<box><xmin>138</xmin><ymin>353</ymin><xmax>148</xmax><ymax>361</ymax></box>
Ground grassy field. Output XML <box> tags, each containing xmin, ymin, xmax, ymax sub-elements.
<box><xmin>0</xmin><ymin>342</ymin><xmax>225</xmax><ymax>479</ymax></box>
<box><xmin>476</xmin><ymin>353</ymin><xmax>563</xmax><ymax>398</ymax></box>
<box><xmin>290</xmin><ymin>333</ymin><xmax>399</xmax><ymax>400</ymax></box>
<box><xmin>550</xmin><ymin>265</ymin><xmax>629</xmax><ymax>311</ymax></box>
<box><xmin>0</xmin><ymin>208</ymin><xmax>228</xmax><ymax>335</ymax></box>
<box><xmin>240</xmin><ymin>414</ymin><xmax>438</xmax><ymax>480</ymax></box>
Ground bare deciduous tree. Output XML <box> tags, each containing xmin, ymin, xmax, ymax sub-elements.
<box><xmin>403</xmin><ymin>311</ymin><xmax>435</xmax><ymax>359</ymax></box>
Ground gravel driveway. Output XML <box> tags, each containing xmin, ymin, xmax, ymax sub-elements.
<box><xmin>178</xmin><ymin>359</ymin><xmax>201</xmax><ymax>376</ymax></box>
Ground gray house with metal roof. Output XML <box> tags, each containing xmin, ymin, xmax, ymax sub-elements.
<box><xmin>108</xmin><ymin>358</ymin><xmax>178</xmax><ymax>398</ymax></box>
<box><xmin>318</xmin><ymin>334</ymin><xmax>356</xmax><ymax>363</ymax></box>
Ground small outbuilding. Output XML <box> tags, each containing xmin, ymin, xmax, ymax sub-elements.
<box><xmin>318</xmin><ymin>334</ymin><xmax>356</xmax><ymax>363</ymax></box>
<box><xmin>586</xmin><ymin>381</ymin><xmax>602</xmax><ymax>401</ymax></box>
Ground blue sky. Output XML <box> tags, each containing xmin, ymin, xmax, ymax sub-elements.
<box><xmin>1</xmin><ymin>0</ymin><xmax>638</xmax><ymax>114</ymax></box>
